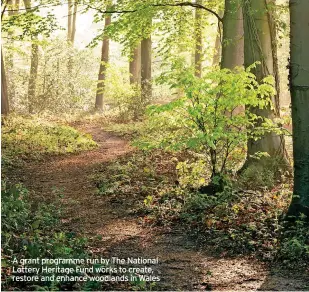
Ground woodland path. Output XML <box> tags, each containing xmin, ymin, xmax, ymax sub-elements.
<box><xmin>12</xmin><ymin>122</ymin><xmax>309</xmax><ymax>291</ymax></box>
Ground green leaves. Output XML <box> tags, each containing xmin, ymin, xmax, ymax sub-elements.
<box><xmin>136</xmin><ymin>64</ymin><xmax>279</xmax><ymax>176</ymax></box>
<box><xmin>2</xmin><ymin>12</ymin><xmax>60</xmax><ymax>40</ymax></box>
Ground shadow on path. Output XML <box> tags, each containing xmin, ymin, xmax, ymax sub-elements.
<box><xmin>11</xmin><ymin>123</ymin><xmax>309</xmax><ymax>291</ymax></box>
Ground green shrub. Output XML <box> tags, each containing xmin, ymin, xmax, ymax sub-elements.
<box><xmin>239</xmin><ymin>156</ymin><xmax>290</xmax><ymax>190</ymax></box>
<box><xmin>278</xmin><ymin>215</ymin><xmax>309</xmax><ymax>267</ymax></box>
<box><xmin>1</xmin><ymin>181</ymin><xmax>89</xmax><ymax>291</ymax></box>
<box><xmin>2</xmin><ymin>116</ymin><xmax>97</xmax><ymax>160</ymax></box>
<box><xmin>104</xmin><ymin>64</ymin><xmax>146</xmax><ymax>121</ymax></box>
<box><xmin>239</xmin><ymin>164</ymin><xmax>275</xmax><ymax>190</ymax></box>
<box><xmin>135</xmin><ymin>64</ymin><xmax>280</xmax><ymax>182</ymax></box>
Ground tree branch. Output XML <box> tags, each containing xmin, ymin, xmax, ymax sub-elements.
<box><xmin>87</xmin><ymin>1</ymin><xmax>223</xmax><ymax>23</ymax></box>
<box><xmin>2</xmin><ymin>2</ymin><xmax>7</xmax><ymax>17</ymax></box>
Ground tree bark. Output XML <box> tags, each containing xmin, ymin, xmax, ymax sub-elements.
<box><xmin>67</xmin><ymin>0</ymin><xmax>77</xmax><ymax>44</ymax></box>
<box><xmin>95</xmin><ymin>14</ymin><xmax>111</xmax><ymax>111</ymax></box>
<box><xmin>14</xmin><ymin>0</ymin><xmax>20</xmax><ymax>15</ymax></box>
<box><xmin>67</xmin><ymin>0</ymin><xmax>72</xmax><ymax>43</ymax></box>
<box><xmin>1</xmin><ymin>50</ymin><xmax>9</xmax><ymax>115</ymax></box>
<box><xmin>221</xmin><ymin>0</ymin><xmax>244</xmax><ymax>69</ymax></box>
<box><xmin>27</xmin><ymin>42</ymin><xmax>39</xmax><ymax>113</ymax></box>
<box><xmin>67</xmin><ymin>1</ymin><xmax>77</xmax><ymax>76</ymax></box>
<box><xmin>141</xmin><ymin>36</ymin><xmax>152</xmax><ymax>102</ymax></box>
<box><xmin>129</xmin><ymin>44</ymin><xmax>141</xmax><ymax>85</ymax></box>
<box><xmin>212</xmin><ymin>10</ymin><xmax>224</xmax><ymax>66</ymax></box>
<box><xmin>287</xmin><ymin>0</ymin><xmax>309</xmax><ymax>218</ymax></box>
<box><xmin>219</xmin><ymin>1</ymin><xmax>244</xmax><ymax>118</ymax></box>
<box><xmin>194</xmin><ymin>0</ymin><xmax>203</xmax><ymax>77</ymax></box>
<box><xmin>23</xmin><ymin>0</ymin><xmax>30</xmax><ymax>10</ymax></box>
<box><xmin>7</xmin><ymin>0</ymin><xmax>17</xmax><ymax>101</ymax></box>
<box><xmin>71</xmin><ymin>1</ymin><xmax>78</xmax><ymax>44</ymax></box>
<box><xmin>242</xmin><ymin>0</ymin><xmax>287</xmax><ymax>164</ymax></box>
<box><xmin>24</xmin><ymin>0</ymin><xmax>38</xmax><ymax>114</ymax></box>
<box><xmin>212</xmin><ymin>28</ymin><xmax>221</xmax><ymax>66</ymax></box>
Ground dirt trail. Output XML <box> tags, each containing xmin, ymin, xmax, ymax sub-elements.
<box><xmin>13</xmin><ymin>124</ymin><xmax>309</xmax><ymax>291</ymax></box>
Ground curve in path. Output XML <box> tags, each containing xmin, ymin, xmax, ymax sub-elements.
<box><xmin>12</xmin><ymin>124</ymin><xmax>309</xmax><ymax>291</ymax></box>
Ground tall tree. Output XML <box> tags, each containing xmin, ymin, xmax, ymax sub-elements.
<box><xmin>141</xmin><ymin>36</ymin><xmax>152</xmax><ymax>102</ymax></box>
<box><xmin>287</xmin><ymin>0</ymin><xmax>309</xmax><ymax>217</ymax></box>
<box><xmin>24</xmin><ymin>0</ymin><xmax>38</xmax><ymax>113</ymax></box>
<box><xmin>221</xmin><ymin>0</ymin><xmax>244</xmax><ymax>69</ymax></box>
<box><xmin>129</xmin><ymin>44</ymin><xmax>141</xmax><ymax>85</ymax></box>
<box><xmin>212</xmin><ymin>26</ymin><xmax>222</xmax><ymax>66</ymax></box>
<box><xmin>67</xmin><ymin>0</ymin><xmax>78</xmax><ymax>86</ymax></box>
<box><xmin>212</xmin><ymin>9</ymin><xmax>224</xmax><ymax>66</ymax></box>
<box><xmin>67</xmin><ymin>0</ymin><xmax>78</xmax><ymax>44</ymax></box>
<box><xmin>6</xmin><ymin>0</ymin><xmax>19</xmax><ymax>101</ymax></box>
<box><xmin>71</xmin><ymin>2</ymin><xmax>78</xmax><ymax>44</ymax></box>
<box><xmin>194</xmin><ymin>0</ymin><xmax>203</xmax><ymax>77</ymax></box>
<box><xmin>27</xmin><ymin>42</ymin><xmax>39</xmax><ymax>113</ymax></box>
<box><xmin>95</xmin><ymin>13</ymin><xmax>111</xmax><ymax>111</ymax></box>
<box><xmin>67</xmin><ymin>0</ymin><xmax>72</xmax><ymax>43</ymax></box>
<box><xmin>1</xmin><ymin>50</ymin><xmax>10</xmax><ymax>115</ymax></box>
<box><xmin>220</xmin><ymin>0</ymin><xmax>244</xmax><ymax>117</ymax></box>
<box><xmin>242</xmin><ymin>0</ymin><xmax>286</xmax><ymax>164</ymax></box>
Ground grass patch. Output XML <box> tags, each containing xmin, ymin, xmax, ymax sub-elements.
<box><xmin>2</xmin><ymin>115</ymin><xmax>97</xmax><ymax>161</ymax></box>
<box><xmin>105</xmin><ymin>121</ymin><xmax>146</xmax><ymax>139</ymax></box>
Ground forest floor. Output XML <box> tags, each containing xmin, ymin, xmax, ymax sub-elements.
<box><xmin>10</xmin><ymin>121</ymin><xmax>309</xmax><ymax>291</ymax></box>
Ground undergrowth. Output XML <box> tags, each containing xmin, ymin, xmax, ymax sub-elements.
<box><xmin>1</xmin><ymin>181</ymin><xmax>90</xmax><ymax>291</ymax></box>
<box><xmin>1</xmin><ymin>116</ymin><xmax>97</xmax><ymax>162</ymax></box>
<box><xmin>105</xmin><ymin>121</ymin><xmax>146</xmax><ymax>139</ymax></box>
<box><xmin>92</xmin><ymin>150</ymin><xmax>309</xmax><ymax>268</ymax></box>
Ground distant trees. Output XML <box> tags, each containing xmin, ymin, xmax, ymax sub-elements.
<box><xmin>95</xmin><ymin>12</ymin><xmax>111</xmax><ymax>111</ymax></box>
<box><xmin>194</xmin><ymin>0</ymin><xmax>203</xmax><ymax>77</ymax></box>
<box><xmin>212</xmin><ymin>9</ymin><xmax>223</xmax><ymax>66</ymax></box>
<box><xmin>1</xmin><ymin>0</ymin><xmax>62</xmax><ymax>113</ymax></box>
<box><xmin>1</xmin><ymin>50</ymin><xmax>10</xmax><ymax>115</ymax></box>
<box><xmin>23</xmin><ymin>0</ymin><xmax>39</xmax><ymax>114</ymax></box>
<box><xmin>141</xmin><ymin>30</ymin><xmax>152</xmax><ymax>103</ymax></box>
<box><xmin>287</xmin><ymin>0</ymin><xmax>309</xmax><ymax>218</ymax></box>
<box><xmin>141</xmin><ymin>37</ymin><xmax>152</xmax><ymax>102</ymax></box>
<box><xmin>129</xmin><ymin>44</ymin><xmax>141</xmax><ymax>86</ymax></box>
<box><xmin>6</xmin><ymin>0</ymin><xmax>19</xmax><ymax>101</ymax></box>
<box><xmin>67</xmin><ymin>0</ymin><xmax>78</xmax><ymax>45</ymax></box>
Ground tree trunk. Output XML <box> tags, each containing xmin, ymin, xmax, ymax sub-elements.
<box><xmin>1</xmin><ymin>50</ymin><xmax>9</xmax><ymax>115</ymax></box>
<box><xmin>141</xmin><ymin>36</ymin><xmax>152</xmax><ymax>102</ymax></box>
<box><xmin>67</xmin><ymin>0</ymin><xmax>72</xmax><ymax>43</ymax></box>
<box><xmin>14</xmin><ymin>0</ymin><xmax>20</xmax><ymax>15</ymax></box>
<box><xmin>242</xmin><ymin>0</ymin><xmax>286</xmax><ymax>164</ymax></box>
<box><xmin>95</xmin><ymin>14</ymin><xmax>111</xmax><ymax>111</ymax></box>
<box><xmin>71</xmin><ymin>2</ymin><xmax>78</xmax><ymax>44</ymax></box>
<box><xmin>23</xmin><ymin>0</ymin><xmax>30</xmax><ymax>10</ymax></box>
<box><xmin>212</xmin><ymin>10</ymin><xmax>224</xmax><ymax>66</ymax></box>
<box><xmin>28</xmin><ymin>42</ymin><xmax>39</xmax><ymax>113</ymax></box>
<box><xmin>7</xmin><ymin>0</ymin><xmax>17</xmax><ymax>101</ymax></box>
<box><xmin>212</xmin><ymin>28</ymin><xmax>221</xmax><ymax>66</ymax></box>
<box><xmin>194</xmin><ymin>0</ymin><xmax>203</xmax><ymax>77</ymax></box>
<box><xmin>67</xmin><ymin>0</ymin><xmax>77</xmax><ymax>44</ymax></box>
<box><xmin>220</xmin><ymin>0</ymin><xmax>244</xmax><ymax>118</ymax></box>
<box><xmin>221</xmin><ymin>0</ymin><xmax>244</xmax><ymax>69</ymax></box>
<box><xmin>287</xmin><ymin>0</ymin><xmax>309</xmax><ymax>218</ymax></box>
<box><xmin>129</xmin><ymin>44</ymin><xmax>141</xmax><ymax>85</ymax></box>
<box><xmin>23</xmin><ymin>0</ymin><xmax>38</xmax><ymax>114</ymax></box>
<box><xmin>67</xmin><ymin>1</ymin><xmax>77</xmax><ymax>77</ymax></box>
